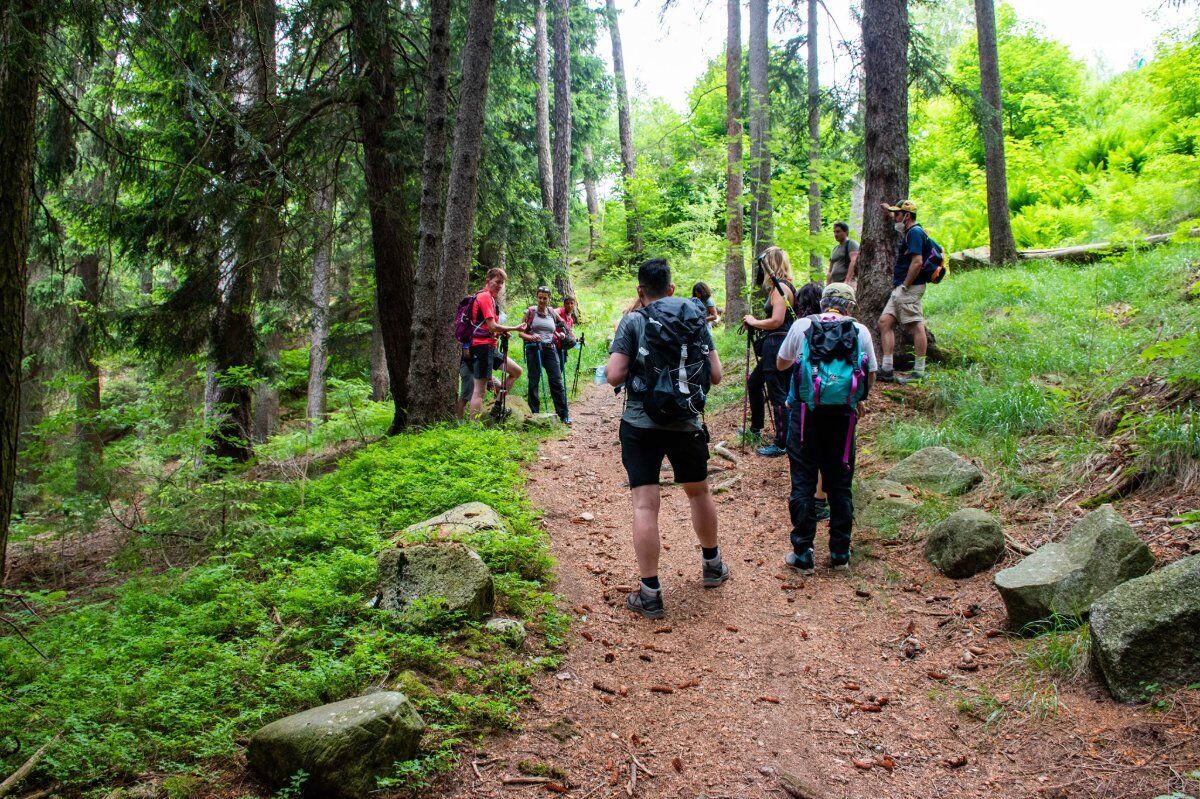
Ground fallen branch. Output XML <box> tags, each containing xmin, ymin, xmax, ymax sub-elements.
<box><xmin>712</xmin><ymin>442</ymin><xmax>740</xmax><ymax>465</ymax></box>
<box><xmin>500</xmin><ymin>776</ymin><xmax>552</xmax><ymax>786</ymax></box>
<box><xmin>0</xmin><ymin>617</ymin><xmax>48</xmax><ymax>661</ymax></box>
<box><xmin>1004</xmin><ymin>532</ymin><xmax>1034</xmax><ymax>555</ymax></box>
<box><xmin>778</xmin><ymin>769</ymin><xmax>827</xmax><ymax>799</ymax></box>
<box><xmin>0</xmin><ymin>733</ymin><xmax>61</xmax><ymax>798</ymax></box>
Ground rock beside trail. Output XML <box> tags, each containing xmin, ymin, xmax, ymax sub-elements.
<box><xmin>1090</xmin><ymin>554</ymin><xmax>1200</xmax><ymax>703</ymax></box>
<box><xmin>485</xmin><ymin>395</ymin><xmax>530</xmax><ymax>427</ymax></box>
<box><xmin>247</xmin><ymin>692</ymin><xmax>425</xmax><ymax>797</ymax></box>
<box><xmin>993</xmin><ymin>505</ymin><xmax>1154</xmax><ymax>631</ymax></box>
<box><xmin>886</xmin><ymin>447</ymin><xmax>983</xmax><ymax>496</ymax></box>
<box><xmin>924</xmin><ymin>508</ymin><xmax>1005</xmax><ymax>578</ymax></box>
<box><xmin>485</xmin><ymin>617</ymin><xmax>527</xmax><ymax>646</ymax></box>
<box><xmin>854</xmin><ymin>479</ymin><xmax>920</xmax><ymax>528</ymax></box>
<box><xmin>526</xmin><ymin>412</ymin><xmax>565</xmax><ymax>430</ymax></box>
<box><xmin>377</xmin><ymin>542</ymin><xmax>494</xmax><ymax>620</ymax></box>
<box><xmin>403</xmin><ymin>502</ymin><xmax>507</xmax><ymax>538</ymax></box>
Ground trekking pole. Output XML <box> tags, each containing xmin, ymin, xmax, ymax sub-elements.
<box><xmin>740</xmin><ymin>322</ymin><xmax>752</xmax><ymax>453</ymax></box>
<box><xmin>497</xmin><ymin>333</ymin><xmax>510</xmax><ymax>421</ymax></box>
<box><xmin>536</xmin><ymin>343</ymin><xmax>549</xmax><ymax>413</ymax></box>
<box><xmin>572</xmin><ymin>333</ymin><xmax>585</xmax><ymax>396</ymax></box>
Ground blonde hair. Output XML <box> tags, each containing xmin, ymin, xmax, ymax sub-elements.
<box><xmin>486</xmin><ymin>267</ymin><xmax>508</xmax><ymax>283</ymax></box>
<box><xmin>760</xmin><ymin>246</ymin><xmax>792</xmax><ymax>285</ymax></box>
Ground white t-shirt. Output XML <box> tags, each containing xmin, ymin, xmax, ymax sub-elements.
<box><xmin>777</xmin><ymin>313</ymin><xmax>879</xmax><ymax>372</ymax></box>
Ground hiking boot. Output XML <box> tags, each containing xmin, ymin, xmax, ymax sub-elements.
<box><xmin>756</xmin><ymin>444</ymin><xmax>787</xmax><ymax>458</ymax></box>
<box><xmin>830</xmin><ymin>551</ymin><xmax>852</xmax><ymax>572</ymax></box>
<box><xmin>813</xmin><ymin>498</ymin><xmax>830</xmax><ymax>521</ymax></box>
<box><xmin>785</xmin><ymin>549</ymin><xmax>816</xmax><ymax>576</ymax></box>
<box><xmin>878</xmin><ymin>369</ymin><xmax>896</xmax><ymax>383</ymax></box>
<box><xmin>897</xmin><ymin>371</ymin><xmax>926</xmax><ymax>385</ymax></box>
<box><xmin>626</xmin><ymin>588</ymin><xmax>665</xmax><ymax>620</ymax></box>
<box><xmin>702</xmin><ymin>559</ymin><xmax>730</xmax><ymax>588</ymax></box>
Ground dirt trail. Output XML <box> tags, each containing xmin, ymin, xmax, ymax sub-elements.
<box><xmin>444</xmin><ymin>385</ymin><xmax>1200</xmax><ymax>799</ymax></box>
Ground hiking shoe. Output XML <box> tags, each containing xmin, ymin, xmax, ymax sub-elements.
<box><xmin>756</xmin><ymin>444</ymin><xmax>786</xmax><ymax>457</ymax></box>
<box><xmin>702</xmin><ymin>559</ymin><xmax>730</xmax><ymax>588</ymax></box>
<box><xmin>878</xmin><ymin>369</ymin><xmax>896</xmax><ymax>383</ymax></box>
<box><xmin>785</xmin><ymin>549</ymin><xmax>816</xmax><ymax>576</ymax></box>
<box><xmin>830</xmin><ymin>551</ymin><xmax>852</xmax><ymax>572</ymax></box>
<box><xmin>813</xmin><ymin>498</ymin><xmax>830</xmax><ymax>521</ymax></box>
<box><xmin>739</xmin><ymin>427</ymin><xmax>762</xmax><ymax>445</ymax></box>
<box><xmin>626</xmin><ymin>589</ymin><xmax>665</xmax><ymax>620</ymax></box>
<box><xmin>897</xmin><ymin>371</ymin><xmax>926</xmax><ymax>385</ymax></box>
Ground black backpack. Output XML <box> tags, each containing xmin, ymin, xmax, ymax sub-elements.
<box><xmin>629</xmin><ymin>300</ymin><xmax>712</xmax><ymax>425</ymax></box>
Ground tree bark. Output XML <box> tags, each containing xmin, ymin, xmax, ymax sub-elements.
<box><xmin>551</xmin><ymin>0</ymin><xmax>574</xmax><ymax>299</ymax></box>
<box><xmin>370</xmin><ymin>308</ymin><xmax>389</xmax><ymax>402</ymax></box>
<box><xmin>405</xmin><ymin>0</ymin><xmax>453</xmax><ymax>428</ymax></box>
<box><xmin>724</xmin><ymin>0</ymin><xmax>747</xmax><ymax>323</ymax></box>
<box><xmin>974</xmin><ymin>0</ymin><xmax>1018</xmax><ymax>264</ymax></box>
<box><xmin>748</xmin><ymin>0</ymin><xmax>772</xmax><ymax>255</ymax></box>
<box><xmin>307</xmin><ymin>180</ymin><xmax>334</xmax><ymax>428</ymax></box>
<box><xmin>351</xmin><ymin>0</ymin><xmax>417</xmax><ymax>434</ymax></box>
<box><xmin>73</xmin><ymin>254</ymin><xmax>103</xmax><ymax>492</ymax></box>
<box><xmin>583</xmin><ymin>144</ymin><xmax>600</xmax><ymax>261</ymax></box>
<box><xmin>534</xmin><ymin>0</ymin><xmax>555</xmax><ymax>215</ymax></box>
<box><xmin>428</xmin><ymin>0</ymin><xmax>500</xmax><ymax>419</ymax></box>
<box><xmin>856</xmin><ymin>0</ymin><xmax>909</xmax><ymax>335</ymax></box>
<box><xmin>605</xmin><ymin>0</ymin><xmax>641</xmax><ymax>258</ymax></box>
<box><xmin>806</xmin><ymin>0</ymin><xmax>821</xmax><ymax>271</ymax></box>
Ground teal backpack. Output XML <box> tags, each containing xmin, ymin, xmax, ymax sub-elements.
<box><xmin>792</xmin><ymin>316</ymin><xmax>870</xmax><ymax>410</ymax></box>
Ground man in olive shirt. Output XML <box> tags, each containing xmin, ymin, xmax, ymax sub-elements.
<box><xmin>827</xmin><ymin>222</ymin><xmax>859</xmax><ymax>285</ymax></box>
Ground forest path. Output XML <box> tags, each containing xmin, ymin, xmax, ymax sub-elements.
<box><xmin>442</xmin><ymin>385</ymin><xmax>1183</xmax><ymax>799</ymax></box>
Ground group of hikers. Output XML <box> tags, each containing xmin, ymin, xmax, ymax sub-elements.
<box><xmin>604</xmin><ymin>199</ymin><xmax>945</xmax><ymax>619</ymax></box>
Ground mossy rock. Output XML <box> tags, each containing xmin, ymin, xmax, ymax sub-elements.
<box><xmin>377</xmin><ymin>541</ymin><xmax>494</xmax><ymax>620</ymax></box>
<box><xmin>247</xmin><ymin>692</ymin><xmax>425</xmax><ymax>798</ymax></box>
<box><xmin>854</xmin><ymin>478</ymin><xmax>920</xmax><ymax>528</ymax></box>
<box><xmin>402</xmin><ymin>502</ymin><xmax>508</xmax><ymax>539</ymax></box>
<box><xmin>924</xmin><ymin>508</ymin><xmax>1005</xmax><ymax>578</ymax></box>
<box><xmin>887</xmin><ymin>446</ymin><xmax>983</xmax><ymax>496</ymax></box>
<box><xmin>485</xmin><ymin>395</ymin><xmax>531</xmax><ymax>427</ymax></box>
<box><xmin>525</xmin><ymin>412</ymin><xmax>565</xmax><ymax>430</ymax></box>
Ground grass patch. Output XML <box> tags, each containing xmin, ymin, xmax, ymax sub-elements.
<box><xmin>1020</xmin><ymin>620</ymin><xmax>1091</xmax><ymax>681</ymax></box>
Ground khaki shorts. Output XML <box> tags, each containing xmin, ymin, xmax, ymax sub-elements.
<box><xmin>882</xmin><ymin>283</ymin><xmax>926</xmax><ymax>326</ymax></box>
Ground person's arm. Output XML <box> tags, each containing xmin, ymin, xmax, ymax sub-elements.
<box><xmin>708</xmin><ymin>350</ymin><xmax>723</xmax><ymax>385</ymax></box>
<box><xmin>705</xmin><ymin>304</ymin><xmax>719</xmax><ymax>324</ymax></box>
<box><xmin>606</xmin><ymin>352</ymin><xmax>630</xmax><ymax>387</ymax></box>
<box><xmin>902</xmin><ymin>253</ymin><xmax>924</xmax><ymax>289</ymax></box>
<box><xmin>775</xmin><ymin>320</ymin><xmax>804</xmax><ymax>372</ymax></box>
<box><xmin>846</xmin><ymin>249</ymin><xmax>860</xmax><ymax>283</ymax></box>
<box><xmin>760</xmin><ymin>287</ymin><xmax>789</xmax><ymax>331</ymax></box>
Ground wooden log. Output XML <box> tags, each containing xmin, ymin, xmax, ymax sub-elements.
<box><xmin>948</xmin><ymin>229</ymin><xmax>1198</xmax><ymax>270</ymax></box>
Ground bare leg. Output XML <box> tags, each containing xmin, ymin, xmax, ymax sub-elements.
<box><xmin>469</xmin><ymin>377</ymin><xmax>489</xmax><ymax>417</ymax></box>
<box><xmin>630</xmin><ymin>485</ymin><xmax>662</xmax><ymax>580</ymax></box>
<box><xmin>815</xmin><ymin>473</ymin><xmax>827</xmax><ymax>501</ymax></box>
<box><xmin>879</xmin><ymin>313</ymin><xmax>896</xmax><ymax>359</ymax></box>
<box><xmin>681</xmin><ymin>481</ymin><xmax>718</xmax><ymax>549</ymax></box>
<box><xmin>909</xmin><ymin>321</ymin><xmax>927</xmax><ymax>358</ymax></box>
<box><xmin>502</xmin><ymin>356</ymin><xmax>522</xmax><ymax>390</ymax></box>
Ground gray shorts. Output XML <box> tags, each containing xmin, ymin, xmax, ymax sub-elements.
<box><xmin>459</xmin><ymin>360</ymin><xmax>475</xmax><ymax>401</ymax></box>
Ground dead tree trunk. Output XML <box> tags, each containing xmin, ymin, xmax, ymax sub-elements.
<box><xmin>428</xmin><ymin>0</ymin><xmax>500</xmax><ymax>419</ymax></box>
<box><xmin>748</xmin><ymin>0</ymin><xmax>772</xmax><ymax>255</ymax></box>
<box><xmin>370</xmin><ymin>308</ymin><xmax>388</xmax><ymax>402</ymax></box>
<box><xmin>307</xmin><ymin>180</ymin><xmax>334</xmax><ymax>428</ymax></box>
<box><xmin>73</xmin><ymin>254</ymin><xmax>103</xmax><ymax>492</ymax></box>
<box><xmin>974</xmin><ymin>0</ymin><xmax>1018</xmax><ymax>264</ymax></box>
<box><xmin>583</xmin><ymin>145</ymin><xmax>600</xmax><ymax>261</ymax></box>
<box><xmin>724</xmin><ymin>0</ymin><xmax>747</xmax><ymax>322</ymax></box>
<box><xmin>856</xmin><ymin>0</ymin><xmax>909</xmax><ymax>336</ymax></box>
<box><xmin>534</xmin><ymin>0</ymin><xmax>555</xmax><ymax>216</ymax></box>
<box><xmin>405</xmin><ymin>0</ymin><xmax>453</xmax><ymax>427</ymax></box>
<box><xmin>806</xmin><ymin>0</ymin><xmax>821</xmax><ymax>272</ymax></box>
<box><xmin>605</xmin><ymin>0</ymin><xmax>641</xmax><ymax>258</ymax></box>
<box><xmin>551</xmin><ymin>0</ymin><xmax>574</xmax><ymax>299</ymax></box>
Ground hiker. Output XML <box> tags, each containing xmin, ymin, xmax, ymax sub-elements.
<box><xmin>827</xmin><ymin>221</ymin><xmax>860</xmax><ymax>285</ymax></box>
<box><xmin>741</xmin><ymin>246</ymin><xmax>798</xmax><ymax>458</ymax></box>
<box><xmin>456</xmin><ymin>344</ymin><xmax>475</xmax><ymax>419</ymax></box>
<box><xmin>468</xmin><ymin>268</ymin><xmax>525</xmax><ymax>417</ymax></box>
<box><xmin>520</xmin><ymin>286</ymin><xmax>571</xmax><ymax>424</ymax></box>
<box><xmin>691</xmin><ymin>281</ymin><xmax>720</xmax><ymax>329</ymax></box>
<box><xmin>557</xmin><ymin>295</ymin><xmax>582</xmax><ymax>371</ymax></box>
<box><xmin>878</xmin><ymin>199</ymin><xmax>930</xmax><ymax>383</ymax></box>
<box><xmin>606</xmin><ymin>258</ymin><xmax>728</xmax><ymax>619</ymax></box>
<box><xmin>777</xmin><ymin>282</ymin><xmax>877</xmax><ymax>575</ymax></box>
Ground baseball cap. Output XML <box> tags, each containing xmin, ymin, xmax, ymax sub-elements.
<box><xmin>884</xmin><ymin>199</ymin><xmax>918</xmax><ymax>213</ymax></box>
<box><xmin>823</xmin><ymin>282</ymin><xmax>856</xmax><ymax>303</ymax></box>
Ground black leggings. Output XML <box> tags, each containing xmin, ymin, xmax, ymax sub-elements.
<box><xmin>748</xmin><ymin>333</ymin><xmax>793</xmax><ymax>448</ymax></box>
<box><xmin>526</xmin><ymin>342</ymin><xmax>570</xmax><ymax>421</ymax></box>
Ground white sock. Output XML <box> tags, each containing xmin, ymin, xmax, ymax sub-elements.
<box><xmin>640</xmin><ymin>579</ymin><xmax>661</xmax><ymax>595</ymax></box>
<box><xmin>882</xmin><ymin>355</ymin><xmax>894</xmax><ymax>371</ymax></box>
<box><xmin>914</xmin><ymin>356</ymin><xmax>927</xmax><ymax>374</ymax></box>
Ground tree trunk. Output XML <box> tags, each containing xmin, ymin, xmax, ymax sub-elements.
<box><xmin>209</xmin><ymin>247</ymin><xmax>257</xmax><ymax>462</ymax></box>
<box><xmin>974</xmin><ymin>0</ymin><xmax>1017</xmax><ymax>264</ymax></box>
<box><xmin>806</xmin><ymin>0</ymin><xmax>821</xmax><ymax>272</ymax></box>
<box><xmin>583</xmin><ymin>145</ymin><xmax>600</xmax><ymax>261</ymax></box>
<box><xmin>351</xmin><ymin>0</ymin><xmax>417</xmax><ymax>434</ymax></box>
<box><xmin>748</xmin><ymin>0</ymin><xmax>772</xmax><ymax>255</ymax></box>
<box><xmin>404</xmin><ymin>0</ymin><xmax>453</xmax><ymax>428</ymax></box>
<box><xmin>307</xmin><ymin>180</ymin><xmax>334</xmax><ymax>428</ymax></box>
<box><xmin>551</xmin><ymin>0</ymin><xmax>574</xmax><ymax>300</ymax></box>
<box><xmin>428</xmin><ymin>0</ymin><xmax>500</xmax><ymax>419</ymax></box>
<box><xmin>370</xmin><ymin>308</ymin><xmax>389</xmax><ymax>402</ymax></box>
<box><xmin>856</xmin><ymin>0</ymin><xmax>909</xmax><ymax>335</ymax></box>
<box><xmin>534</xmin><ymin>0</ymin><xmax>555</xmax><ymax>215</ymax></box>
<box><xmin>724</xmin><ymin>0</ymin><xmax>747</xmax><ymax>323</ymax></box>
<box><xmin>73</xmin><ymin>254</ymin><xmax>103</xmax><ymax>492</ymax></box>
<box><xmin>605</xmin><ymin>0</ymin><xmax>642</xmax><ymax>258</ymax></box>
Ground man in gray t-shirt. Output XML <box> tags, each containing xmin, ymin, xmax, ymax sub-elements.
<box><xmin>606</xmin><ymin>258</ymin><xmax>728</xmax><ymax>620</ymax></box>
<box><xmin>827</xmin><ymin>221</ymin><xmax>860</xmax><ymax>284</ymax></box>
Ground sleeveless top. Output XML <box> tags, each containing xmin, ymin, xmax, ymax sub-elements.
<box><xmin>763</xmin><ymin>279</ymin><xmax>797</xmax><ymax>336</ymax></box>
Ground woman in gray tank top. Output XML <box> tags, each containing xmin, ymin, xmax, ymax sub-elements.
<box><xmin>518</xmin><ymin>286</ymin><xmax>572</xmax><ymax>424</ymax></box>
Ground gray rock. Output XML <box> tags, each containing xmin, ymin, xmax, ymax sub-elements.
<box><xmin>247</xmin><ymin>692</ymin><xmax>425</xmax><ymax>797</ymax></box>
<box><xmin>1090</xmin><ymin>554</ymin><xmax>1200</xmax><ymax>703</ymax></box>
<box><xmin>403</xmin><ymin>502</ymin><xmax>507</xmax><ymax>538</ymax></box>
<box><xmin>924</xmin><ymin>508</ymin><xmax>1005</xmax><ymax>578</ymax></box>
<box><xmin>485</xmin><ymin>395</ymin><xmax>531</xmax><ymax>427</ymax></box>
<box><xmin>994</xmin><ymin>505</ymin><xmax>1154</xmax><ymax>631</ymax></box>
<box><xmin>526</xmin><ymin>412</ymin><xmax>565</xmax><ymax>430</ymax></box>
<box><xmin>854</xmin><ymin>479</ymin><xmax>920</xmax><ymax>528</ymax></box>
<box><xmin>484</xmin><ymin>617</ymin><xmax>527</xmax><ymax>646</ymax></box>
<box><xmin>886</xmin><ymin>446</ymin><xmax>983</xmax><ymax>496</ymax></box>
<box><xmin>377</xmin><ymin>542</ymin><xmax>494</xmax><ymax>620</ymax></box>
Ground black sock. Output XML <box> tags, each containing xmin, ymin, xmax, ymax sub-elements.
<box><xmin>701</xmin><ymin>546</ymin><xmax>720</xmax><ymax>561</ymax></box>
<box><xmin>641</xmin><ymin>576</ymin><xmax>660</xmax><ymax>591</ymax></box>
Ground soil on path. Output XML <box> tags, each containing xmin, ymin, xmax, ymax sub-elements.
<box><xmin>443</xmin><ymin>386</ymin><xmax>1200</xmax><ymax>799</ymax></box>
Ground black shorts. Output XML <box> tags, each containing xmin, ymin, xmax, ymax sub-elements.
<box><xmin>619</xmin><ymin>420</ymin><xmax>709</xmax><ymax>489</ymax></box>
<box><xmin>469</xmin><ymin>344</ymin><xmax>503</xmax><ymax>379</ymax></box>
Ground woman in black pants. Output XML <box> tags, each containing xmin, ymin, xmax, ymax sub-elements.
<box><xmin>741</xmin><ymin>247</ymin><xmax>798</xmax><ymax>457</ymax></box>
<box><xmin>520</xmin><ymin>286</ymin><xmax>572</xmax><ymax>424</ymax></box>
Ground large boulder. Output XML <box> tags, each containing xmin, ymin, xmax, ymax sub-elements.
<box><xmin>1090</xmin><ymin>554</ymin><xmax>1200</xmax><ymax>703</ymax></box>
<box><xmin>993</xmin><ymin>505</ymin><xmax>1154</xmax><ymax>631</ymax></box>
<box><xmin>886</xmin><ymin>447</ymin><xmax>983</xmax><ymax>496</ymax></box>
<box><xmin>377</xmin><ymin>542</ymin><xmax>494</xmax><ymax>620</ymax></box>
<box><xmin>525</xmin><ymin>412</ymin><xmax>565</xmax><ymax>431</ymax></box>
<box><xmin>854</xmin><ymin>479</ymin><xmax>920</xmax><ymax>528</ymax></box>
<box><xmin>484</xmin><ymin>395</ymin><xmax>530</xmax><ymax>427</ymax></box>
<box><xmin>247</xmin><ymin>692</ymin><xmax>425</xmax><ymax>797</ymax></box>
<box><xmin>403</xmin><ymin>502</ymin><xmax>507</xmax><ymax>538</ymax></box>
<box><xmin>924</xmin><ymin>508</ymin><xmax>1005</xmax><ymax>578</ymax></box>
